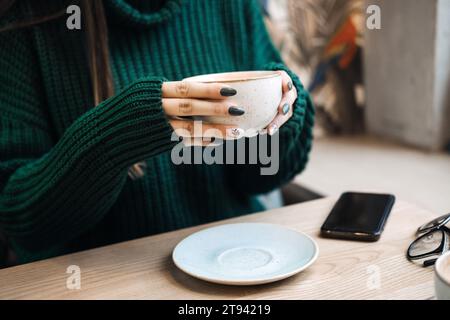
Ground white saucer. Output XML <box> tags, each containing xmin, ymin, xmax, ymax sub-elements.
<box><xmin>172</xmin><ymin>223</ymin><xmax>319</xmax><ymax>285</ymax></box>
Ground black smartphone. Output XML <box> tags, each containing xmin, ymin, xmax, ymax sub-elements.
<box><xmin>320</xmin><ymin>192</ymin><xmax>395</xmax><ymax>241</ymax></box>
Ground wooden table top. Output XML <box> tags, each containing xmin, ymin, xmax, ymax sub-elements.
<box><xmin>0</xmin><ymin>197</ymin><xmax>437</xmax><ymax>300</ymax></box>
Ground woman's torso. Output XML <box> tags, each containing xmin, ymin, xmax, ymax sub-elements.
<box><xmin>16</xmin><ymin>0</ymin><xmax>266</xmax><ymax>256</ymax></box>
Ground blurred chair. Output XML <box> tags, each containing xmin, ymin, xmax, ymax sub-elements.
<box><xmin>0</xmin><ymin>232</ymin><xmax>16</xmax><ymax>269</ymax></box>
<box><xmin>281</xmin><ymin>182</ymin><xmax>323</xmax><ymax>205</ymax></box>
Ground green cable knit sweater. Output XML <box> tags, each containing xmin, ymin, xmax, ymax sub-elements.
<box><xmin>0</xmin><ymin>0</ymin><xmax>314</xmax><ymax>263</ymax></box>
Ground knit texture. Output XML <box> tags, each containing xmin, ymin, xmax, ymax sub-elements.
<box><xmin>0</xmin><ymin>0</ymin><xmax>314</xmax><ymax>263</ymax></box>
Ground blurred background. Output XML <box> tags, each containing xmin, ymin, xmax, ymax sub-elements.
<box><xmin>262</xmin><ymin>0</ymin><xmax>450</xmax><ymax>213</ymax></box>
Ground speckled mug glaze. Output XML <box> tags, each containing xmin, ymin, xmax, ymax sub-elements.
<box><xmin>184</xmin><ymin>71</ymin><xmax>282</xmax><ymax>136</ymax></box>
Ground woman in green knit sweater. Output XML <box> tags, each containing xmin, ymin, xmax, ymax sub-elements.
<box><xmin>0</xmin><ymin>0</ymin><xmax>314</xmax><ymax>264</ymax></box>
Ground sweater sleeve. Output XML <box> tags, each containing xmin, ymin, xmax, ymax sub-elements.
<box><xmin>0</xmin><ymin>29</ymin><xmax>176</xmax><ymax>254</ymax></box>
<box><xmin>225</xmin><ymin>0</ymin><xmax>315</xmax><ymax>195</ymax></box>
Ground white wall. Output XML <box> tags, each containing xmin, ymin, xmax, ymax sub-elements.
<box><xmin>364</xmin><ymin>0</ymin><xmax>450</xmax><ymax>150</ymax></box>
<box><xmin>434</xmin><ymin>0</ymin><xmax>450</xmax><ymax>147</ymax></box>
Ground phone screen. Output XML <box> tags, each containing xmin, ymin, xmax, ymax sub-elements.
<box><xmin>321</xmin><ymin>192</ymin><xmax>395</xmax><ymax>241</ymax></box>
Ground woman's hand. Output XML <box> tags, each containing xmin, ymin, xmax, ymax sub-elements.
<box><xmin>162</xmin><ymin>81</ymin><xmax>245</xmax><ymax>142</ymax></box>
<box><xmin>161</xmin><ymin>71</ymin><xmax>297</xmax><ymax>143</ymax></box>
<box><xmin>266</xmin><ymin>70</ymin><xmax>297</xmax><ymax>136</ymax></box>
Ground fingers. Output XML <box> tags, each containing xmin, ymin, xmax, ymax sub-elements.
<box><xmin>267</xmin><ymin>110</ymin><xmax>292</xmax><ymax>136</ymax></box>
<box><xmin>162</xmin><ymin>81</ymin><xmax>237</xmax><ymax>99</ymax></box>
<box><xmin>267</xmin><ymin>87</ymin><xmax>297</xmax><ymax>136</ymax></box>
<box><xmin>277</xmin><ymin>86</ymin><xmax>297</xmax><ymax>114</ymax></box>
<box><xmin>182</xmin><ymin>137</ymin><xmax>223</xmax><ymax>147</ymax></box>
<box><xmin>164</xmin><ymin>70</ymin><xmax>298</xmax><ymax>138</ymax></box>
<box><xmin>169</xmin><ymin>118</ymin><xmax>244</xmax><ymax>140</ymax></box>
<box><xmin>162</xmin><ymin>98</ymin><xmax>245</xmax><ymax>117</ymax></box>
<box><xmin>277</xmin><ymin>70</ymin><xmax>294</xmax><ymax>94</ymax></box>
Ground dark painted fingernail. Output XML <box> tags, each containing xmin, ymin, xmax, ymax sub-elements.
<box><xmin>282</xmin><ymin>103</ymin><xmax>290</xmax><ymax>115</ymax></box>
<box><xmin>220</xmin><ymin>87</ymin><xmax>237</xmax><ymax>96</ymax></box>
<box><xmin>287</xmin><ymin>81</ymin><xmax>293</xmax><ymax>91</ymax></box>
<box><xmin>228</xmin><ymin>106</ymin><xmax>245</xmax><ymax>116</ymax></box>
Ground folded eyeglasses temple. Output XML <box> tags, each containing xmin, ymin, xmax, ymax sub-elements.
<box><xmin>423</xmin><ymin>258</ymin><xmax>437</xmax><ymax>267</ymax></box>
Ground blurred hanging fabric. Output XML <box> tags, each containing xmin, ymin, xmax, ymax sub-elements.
<box><xmin>265</xmin><ymin>0</ymin><xmax>365</xmax><ymax>135</ymax></box>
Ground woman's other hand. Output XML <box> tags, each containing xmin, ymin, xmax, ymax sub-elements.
<box><xmin>266</xmin><ymin>70</ymin><xmax>297</xmax><ymax>136</ymax></box>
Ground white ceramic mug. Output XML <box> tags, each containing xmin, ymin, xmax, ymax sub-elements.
<box><xmin>435</xmin><ymin>251</ymin><xmax>450</xmax><ymax>300</ymax></box>
<box><xmin>183</xmin><ymin>71</ymin><xmax>282</xmax><ymax>137</ymax></box>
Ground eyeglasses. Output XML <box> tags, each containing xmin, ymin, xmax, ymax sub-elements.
<box><xmin>407</xmin><ymin>213</ymin><xmax>450</xmax><ymax>267</ymax></box>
